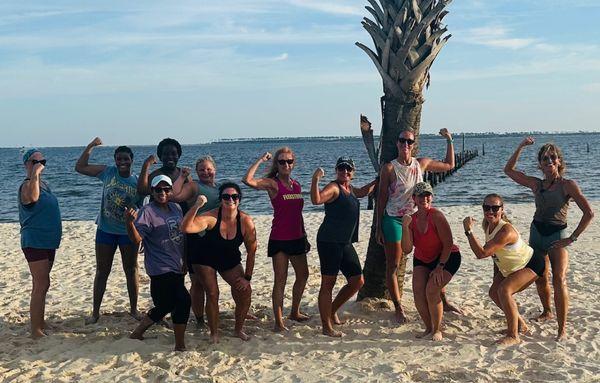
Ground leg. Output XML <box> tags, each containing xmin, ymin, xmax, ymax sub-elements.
<box><xmin>27</xmin><ymin>259</ymin><xmax>51</xmax><ymax>339</ymax></box>
<box><xmin>318</xmin><ymin>275</ymin><xmax>341</xmax><ymax>337</ymax></box>
<box><xmin>331</xmin><ymin>274</ymin><xmax>364</xmax><ymax>326</ymax></box>
<box><xmin>426</xmin><ymin>271</ymin><xmax>453</xmax><ymax>341</ymax></box>
<box><xmin>548</xmin><ymin>247</ymin><xmax>569</xmax><ymax>341</ymax></box>
<box><xmin>170</xmin><ymin>275</ymin><xmax>191</xmax><ymax>351</ymax></box>
<box><xmin>132</xmin><ymin>273</ymin><xmax>177</xmax><ymax>340</ymax></box>
<box><xmin>195</xmin><ymin>265</ymin><xmax>220</xmax><ymax>343</ymax></box>
<box><xmin>271</xmin><ymin>253</ymin><xmax>289</xmax><ymax>331</ymax></box>
<box><xmin>384</xmin><ymin>241</ymin><xmax>407</xmax><ymax>324</ymax></box>
<box><xmin>221</xmin><ymin>265</ymin><xmax>252</xmax><ymax>341</ymax></box>
<box><xmin>119</xmin><ymin>243</ymin><xmax>141</xmax><ymax>319</ymax></box>
<box><xmin>534</xmin><ymin>254</ymin><xmax>553</xmax><ymax>321</ymax></box>
<box><xmin>189</xmin><ymin>273</ymin><xmax>206</xmax><ymax>327</ymax></box>
<box><xmin>87</xmin><ymin>243</ymin><xmax>117</xmax><ymax>324</ymax></box>
<box><xmin>288</xmin><ymin>254</ymin><xmax>310</xmax><ymax>321</ymax></box>
<box><xmin>441</xmin><ymin>287</ymin><xmax>463</xmax><ymax>314</ymax></box>
<box><xmin>496</xmin><ymin>269</ymin><xmax>538</xmax><ymax>345</ymax></box>
<box><xmin>130</xmin><ymin>315</ymin><xmax>154</xmax><ymax>340</ymax></box>
<box><xmin>412</xmin><ymin>266</ymin><xmax>432</xmax><ymax>338</ymax></box>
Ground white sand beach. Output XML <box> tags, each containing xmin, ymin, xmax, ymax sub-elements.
<box><xmin>0</xmin><ymin>202</ymin><xmax>598</xmax><ymax>382</ymax></box>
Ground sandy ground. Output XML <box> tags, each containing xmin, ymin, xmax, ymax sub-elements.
<box><xmin>0</xmin><ymin>202</ymin><xmax>599</xmax><ymax>382</ymax></box>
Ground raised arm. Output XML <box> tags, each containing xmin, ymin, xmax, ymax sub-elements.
<box><xmin>242</xmin><ymin>152</ymin><xmax>278</xmax><ymax>195</ymax></box>
<box><xmin>310</xmin><ymin>168</ymin><xmax>338</xmax><ymax>205</ymax></box>
<box><xmin>75</xmin><ymin>137</ymin><xmax>107</xmax><ymax>177</ymax></box>
<box><xmin>550</xmin><ymin>180</ymin><xmax>595</xmax><ymax>249</ymax></box>
<box><xmin>463</xmin><ymin>217</ymin><xmax>516</xmax><ymax>259</ymax></box>
<box><xmin>171</xmin><ymin>167</ymin><xmax>197</xmax><ymax>203</ymax></box>
<box><xmin>401</xmin><ymin>215</ymin><xmax>414</xmax><ymax>254</ymax></box>
<box><xmin>20</xmin><ymin>163</ymin><xmax>44</xmax><ymax>205</ymax></box>
<box><xmin>504</xmin><ymin>137</ymin><xmax>539</xmax><ymax>190</ymax></box>
<box><xmin>181</xmin><ymin>195</ymin><xmax>211</xmax><ymax>234</ymax></box>
<box><xmin>137</xmin><ymin>155</ymin><xmax>157</xmax><ymax>195</ymax></box>
<box><xmin>376</xmin><ymin>164</ymin><xmax>393</xmax><ymax>245</ymax></box>
<box><xmin>430</xmin><ymin>210</ymin><xmax>454</xmax><ymax>286</ymax></box>
<box><xmin>125</xmin><ymin>208</ymin><xmax>143</xmax><ymax>246</ymax></box>
<box><xmin>354</xmin><ymin>178</ymin><xmax>377</xmax><ymax>198</ymax></box>
<box><xmin>241</xmin><ymin>213</ymin><xmax>257</xmax><ymax>280</ymax></box>
<box><xmin>419</xmin><ymin>128</ymin><xmax>455</xmax><ymax>173</ymax></box>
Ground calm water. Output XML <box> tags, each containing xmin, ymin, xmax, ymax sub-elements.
<box><xmin>2</xmin><ymin>133</ymin><xmax>599</xmax><ymax>223</ymax></box>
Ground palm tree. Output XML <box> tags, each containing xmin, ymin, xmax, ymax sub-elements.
<box><xmin>356</xmin><ymin>0</ymin><xmax>453</xmax><ymax>299</ymax></box>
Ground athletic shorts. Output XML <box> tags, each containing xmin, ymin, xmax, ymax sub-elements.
<box><xmin>524</xmin><ymin>251</ymin><xmax>545</xmax><ymax>277</ymax></box>
<box><xmin>95</xmin><ymin>228</ymin><xmax>133</xmax><ymax>247</ymax></box>
<box><xmin>317</xmin><ymin>241</ymin><xmax>362</xmax><ymax>278</ymax></box>
<box><xmin>413</xmin><ymin>251</ymin><xmax>461</xmax><ymax>276</ymax></box>
<box><xmin>529</xmin><ymin>222</ymin><xmax>567</xmax><ymax>258</ymax></box>
<box><xmin>22</xmin><ymin>248</ymin><xmax>56</xmax><ymax>263</ymax></box>
<box><xmin>268</xmin><ymin>236</ymin><xmax>311</xmax><ymax>257</ymax></box>
<box><xmin>381</xmin><ymin>213</ymin><xmax>403</xmax><ymax>242</ymax></box>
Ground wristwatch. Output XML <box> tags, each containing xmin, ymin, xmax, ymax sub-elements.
<box><xmin>569</xmin><ymin>234</ymin><xmax>578</xmax><ymax>242</ymax></box>
<box><xmin>438</xmin><ymin>262</ymin><xmax>446</xmax><ymax>269</ymax></box>
<box><xmin>465</xmin><ymin>230</ymin><xmax>473</xmax><ymax>237</ymax></box>
<box><xmin>244</xmin><ymin>274</ymin><xmax>252</xmax><ymax>281</ymax></box>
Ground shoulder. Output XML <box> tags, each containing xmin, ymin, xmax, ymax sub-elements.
<box><xmin>239</xmin><ymin>211</ymin><xmax>255</xmax><ymax>225</ymax></box>
<box><xmin>430</xmin><ymin>208</ymin><xmax>446</xmax><ymax>220</ymax></box>
<box><xmin>561</xmin><ymin>178</ymin><xmax>578</xmax><ymax>191</ymax></box>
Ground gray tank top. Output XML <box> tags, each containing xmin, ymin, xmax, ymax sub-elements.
<box><xmin>316</xmin><ymin>182</ymin><xmax>359</xmax><ymax>244</ymax></box>
<box><xmin>533</xmin><ymin>179</ymin><xmax>569</xmax><ymax>226</ymax></box>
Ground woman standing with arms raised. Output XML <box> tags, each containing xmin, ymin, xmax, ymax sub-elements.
<box><xmin>18</xmin><ymin>148</ymin><xmax>62</xmax><ymax>338</ymax></box>
<box><xmin>243</xmin><ymin>148</ymin><xmax>310</xmax><ymax>331</ymax></box>
<box><xmin>311</xmin><ymin>157</ymin><xmax>376</xmax><ymax>337</ymax></box>
<box><xmin>504</xmin><ymin>137</ymin><xmax>594</xmax><ymax>340</ymax></box>
<box><xmin>376</xmin><ymin>128</ymin><xmax>455</xmax><ymax>323</ymax></box>
<box><xmin>75</xmin><ymin>137</ymin><xmax>141</xmax><ymax>324</ymax></box>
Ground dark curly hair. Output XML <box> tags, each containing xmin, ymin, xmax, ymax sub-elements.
<box><xmin>114</xmin><ymin>146</ymin><xmax>133</xmax><ymax>159</ymax></box>
<box><xmin>218</xmin><ymin>181</ymin><xmax>242</xmax><ymax>202</ymax></box>
<box><xmin>156</xmin><ymin>138</ymin><xmax>182</xmax><ymax>159</ymax></box>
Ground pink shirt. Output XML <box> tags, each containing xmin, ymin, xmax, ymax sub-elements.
<box><xmin>269</xmin><ymin>178</ymin><xmax>305</xmax><ymax>240</ymax></box>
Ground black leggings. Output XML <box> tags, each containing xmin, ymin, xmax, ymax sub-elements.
<box><xmin>148</xmin><ymin>272</ymin><xmax>191</xmax><ymax>325</ymax></box>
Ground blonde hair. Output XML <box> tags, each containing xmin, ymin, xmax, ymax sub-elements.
<box><xmin>195</xmin><ymin>155</ymin><xmax>216</xmax><ymax>170</ymax></box>
<box><xmin>482</xmin><ymin>193</ymin><xmax>511</xmax><ymax>230</ymax></box>
<box><xmin>537</xmin><ymin>143</ymin><xmax>565</xmax><ymax>176</ymax></box>
<box><xmin>266</xmin><ymin>147</ymin><xmax>295</xmax><ymax>178</ymax></box>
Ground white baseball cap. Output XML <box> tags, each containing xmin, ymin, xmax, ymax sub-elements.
<box><xmin>151</xmin><ymin>174</ymin><xmax>173</xmax><ymax>188</ymax></box>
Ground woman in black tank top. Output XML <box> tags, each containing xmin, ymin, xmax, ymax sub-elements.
<box><xmin>311</xmin><ymin>157</ymin><xmax>377</xmax><ymax>337</ymax></box>
<box><xmin>181</xmin><ymin>182</ymin><xmax>257</xmax><ymax>344</ymax></box>
<box><xmin>505</xmin><ymin>137</ymin><xmax>594</xmax><ymax>341</ymax></box>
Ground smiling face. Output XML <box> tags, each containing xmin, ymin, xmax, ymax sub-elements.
<box><xmin>276</xmin><ymin>152</ymin><xmax>295</xmax><ymax>176</ymax></box>
<box><xmin>413</xmin><ymin>192</ymin><xmax>433</xmax><ymax>211</ymax></box>
<box><xmin>219</xmin><ymin>187</ymin><xmax>240</xmax><ymax>210</ymax></box>
<box><xmin>335</xmin><ymin>164</ymin><xmax>354</xmax><ymax>183</ymax></box>
<box><xmin>160</xmin><ymin>144</ymin><xmax>180</xmax><ymax>170</ymax></box>
<box><xmin>196</xmin><ymin>160</ymin><xmax>216</xmax><ymax>185</ymax></box>
<box><xmin>396</xmin><ymin>131</ymin><xmax>415</xmax><ymax>160</ymax></box>
<box><xmin>539</xmin><ymin>148</ymin><xmax>561</xmax><ymax>178</ymax></box>
<box><xmin>114</xmin><ymin>152</ymin><xmax>133</xmax><ymax>175</ymax></box>
<box><xmin>482</xmin><ymin>195</ymin><xmax>504</xmax><ymax>225</ymax></box>
<box><xmin>151</xmin><ymin>181</ymin><xmax>172</xmax><ymax>204</ymax></box>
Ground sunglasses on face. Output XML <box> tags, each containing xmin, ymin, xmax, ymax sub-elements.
<box><xmin>152</xmin><ymin>187</ymin><xmax>172</xmax><ymax>194</ymax></box>
<box><xmin>482</xmin><ymin>204</ymin><xmax>502</xmax><ymax>213</ymax></box>
<box><xmin>31</xmin><ymin>159</ymin><xmax>47</xmax><ymax>166</ymax></box>
<box><xmin>221</xmin><ymin>193</ymin><xmax>240</xmax><ymax>202</ymax></box>
<box><xmin>336</xmin><ymin>165</ymin><xmax>354</xmax><ymax>172</ymax></box>
<box><xmin>278</xmin><ymin>159</ymin><xmax>294</xmax><ymax>166</ymax></box>
<box><xmin>398</xmin><ymin>138</ymin><xmax>415</xmax><ymax>146</ymax></box>
<box><xmin>541</xmin><ymin>154</ymin><xmax>558</xmax><ymax>163</ymax></box>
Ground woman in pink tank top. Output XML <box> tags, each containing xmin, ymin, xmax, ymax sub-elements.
<box><xmin>243</xmin><ymin>147</ymin><xmax>310</xmax><ymax>331</ymax></box>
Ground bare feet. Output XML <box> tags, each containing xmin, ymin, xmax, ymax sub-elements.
<box><xmin>431</xmin><ymin>331</ymin><xmax>443</xmax><ymax>342</ymax></box>
<box><xmin>130</xmin><ymin>310</ymin><xmax>144</xmax><ymax>321</ymax></box>
<box><xmin>31</xmin><ymin>329</ymin><xmax>47</xmax><ymax>339</ymax></box>
<box><xmin>555</xmin><ymin>330</ymin><xmax>566</xmax><ymax>342</ymax></box>
<box><xmin>415</xmin><ymin>329</ymin><xmax>432</xmax><ymax>339</ymax></box>
<box><xmin>322</xmin><ymin>328</ymin><xmax>343</xmax><ymax>338</ymax></box>
<box><xmin>443</xmin><ymin>302</ymin><xmax>464</xmax><ymax>315</ymax></box>
<box><xmin>331</xmin><ymin>313</ymin><xmax>346</xmax><ymax>325</ymax></box>
<box><xmin>273</xmin><ymin>322</ymin><xmax>289</xmax><ymax>332</ymax></box>
<box><xmin>85</xmin><ymin>314</ymin><xmax>100</xmax><ymax>325</ymax></box>
<box><xmin>195</xmin><ymin>317</ymin><xmax>207</xmax><ymax>329</ymax></box>
<box><xmin>288</xmin><ymin>312</ymin><xmax>310</xmax><ymax>322</ymax></box>
<box><xmin>235</xmin><ymin>330</ymin><xmax>250</xmax><ymax>341</ymax></box>
<box><xmin>395</xmin><ymin>308</ymin><xmax>408</xmax><ymax>324</ymax></box>
<box><xmin>246</xmin><ymin>313</ymin><xmax>258</xmax><ymax>320</ymax></box>
<box><xmin>496</xmin><ymin>336</ymin><xmax>520</xmax><ymax>346</ymax></box>
<box><xmin>129</xmin><ymin>330</ymin><xmax>144</xmax><ymax>340</ymax></box>
<box><xmin>209</xmin><ymin>332</ymin><xmax>220</xmax><ymax>344</ymax></box>
<box><xmin>534</xmin><ymin>310</ymin><xmax>553</xmax><ymax>322</ymax></box>
<box><xmin>174</xmin><ymin>345</ymin><xmax>187</xmax><ymax>352</ymax></box>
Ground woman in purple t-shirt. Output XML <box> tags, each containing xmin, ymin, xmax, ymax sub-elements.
<box><xmin>243</xmin><ymin>147</ymin><xmax>310</xmax><ymax>331</ymax></box>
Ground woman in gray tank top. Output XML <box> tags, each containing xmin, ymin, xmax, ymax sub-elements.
<box><xmin>310</xmin><ymin>157</ymin><xmax>376</xmax><ymax>337</ymax></box>
<box><xmin>504</xmin><ymin>137</ymin><xmax>594</xmax><ymax>341</ymax></box>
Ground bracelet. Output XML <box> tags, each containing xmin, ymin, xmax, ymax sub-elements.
<box><xmin>465</xmin><ymin>230</ymin><xmax>472</xmax><ymax>237</ymax></box>
<box><xmin>447</xmin><ymin>138</ymin><xmax>453</xmax><ymax>143</ymax></box>
<box><xmin>244</xmin><ymin>274</ymin><xmax>252</xmax><ymax>281</ymax></box>
<box><xmin>570</xmin><ymin>234</ymin><xmax>578</xmax><ymax>242</ymax></box>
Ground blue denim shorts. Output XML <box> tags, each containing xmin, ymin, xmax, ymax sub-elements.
<box><xmin>529</xmin><ymin>222</ymin><xmax>567</xmax><ymax>257</ymax></box>
<box><xmin>95</xmin><ymin>228</ymin><xmax>133</xmax><ymax>247</ymax></box>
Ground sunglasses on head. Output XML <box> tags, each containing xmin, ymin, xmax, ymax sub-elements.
<box><xmin>277</xmin><ymin>159</ymin><xmax>294</xmax><ymax>165</ymax></box>
<box><xmin>398</xmin><ymin>138</ymin><xmax>415</xmax><ymax>146</ymax></box>
<box><xmin>221</xmin><ymin>193</ymin><xmax>240</xmax><ymax>202</ymax></box>
<box><xmin>482</xmin><ymin>204</ymin><xmax>502</xmax><ymax>213</ymax></box>
<box><xmin>31</xmin><ymin>159</ymin><xmax>47</xmax><ymax>166</ymax></box>
<box><xmin>336</xmin><ymin>164</ymin><xmax>354</xmax><ymax>172</ymax></box>
<box><xmin>152</xmin><ymin>186</ymin><xmax>172</xmax><ymax>194</ymax></box>
<box><xmin>541</xmin><ymin>154</ymin><xmax>558</xmax><ymax>163</ymax></box>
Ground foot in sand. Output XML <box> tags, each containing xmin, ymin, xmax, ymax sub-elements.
<box><xmin>235</xmin><ymin>330</ymin><xmax>250</xmax><ymax>341</ymax></box>
<box><xmin>195</xmin><ymin>317</ymin><xmax>207</xmax><ymax>329</ymax></box>
<box><xmin>415</xmin><ymin>329</ymin><xmax>432</xmax><ymax>339</ymax></box>
<box><xmin>431</xmin><ymin>331</ymin><xmax>443</xmax><ymax>342</ymax></box>
<box><xmin>85</xmin><ymin>314</ymin><xmax>100</xmax><ymax>325</ymax></box>
<box><xmin>288</xmin><ymin>312</ymin><xmax>310</xmax><ymax>322</ymax></box>
<box><xmin>395</xmin><ymin>308</ymin><xmax>408</xmax><ymax>324</ymax></box>
<box><xmin>174</xmin><ymin>345</ymin><xmax>187</xmax><ymax>352</ymax></box>
<box><xmin>31</xmin><ymin>329</ymin><xmax>47</xmax><ymax>339</ymax></box>
<box><xmin>129</xmin><ymin>310</ymin><xmax>143</xmax><ymax>321</ymax></box>
<box><xmin>209</xmin><ymin>332</ymin><xmax>220</xmax><ymax>344</ymax></box>
<box><xmin>555</xmin><ymin>329</ymin><xmax>566</xmax><ymax>342</ymax></box>
<box><xmin>322</xmin><ymin>327</ymin><xmax>343</xmax><ymax>338</ymax></box>
<box><xmin>273</xmin><ymin>321</ymin><xmax>289</xmax><ymax>332</ymax></box>
<box><xmin>331</xmin><ymin>313</ymin><xmax>346</xmax><ymax>325</ymax></box>
<box><xmin>495</xmin><ymin>336</ymin><xmax>520</xmax><ymax>346</ymax></box>
<box><xmin>246</xmin><ymin>313</ymin><xmax>258</xmax><ymax>320</ymax></box>
<box><xmin>534</xmin><ymin>310</ymin><xmax>553</xmax><ymax>322</ymax></box>
<box><xmin>129</xmin><ymin>330</ymin><xmax>144</xmax><ymax>341</ymax></box>
<box><xmin>443</xmin><ymin>302</ymin><xmax>464</xmax><ymax>315</ymax></box>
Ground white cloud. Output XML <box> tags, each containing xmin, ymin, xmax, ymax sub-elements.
<box><xmin>287</xmin><ymin>0</ymin><xmax>363</xmax><ymax>16</ymax></box>
<box><xmin>456</xmin><ymin>26</ymin><xmax>538</xmax><ymax>50</ymax></box>
<box><xmin>273</xmin><ymin>53</ymin><xmax>289</xmax><ymax>61</ymax></box>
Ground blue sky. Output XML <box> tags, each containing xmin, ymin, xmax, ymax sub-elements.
<box><xmin>1</xmin><ymin>0</ymin><xmax>599</xmax><ymax>147</ymax></box>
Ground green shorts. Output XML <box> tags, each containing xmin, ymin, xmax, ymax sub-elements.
<box><xmin>382</xmin><ymin>213</ymin><xmax>403</xmax><ymax>243</ymax></box>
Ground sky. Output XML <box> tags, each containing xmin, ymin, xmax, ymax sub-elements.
<box><xmin>1</xmin><ymin>0</ymin><xmax>599</xmax><ymax>147</ymax></box>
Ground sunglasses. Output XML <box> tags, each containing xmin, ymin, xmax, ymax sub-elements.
<box><xmin>336</xmin><ymin>164</ymin><xmax>354</xmax><ymax>172</ymax></box>
<box><xmin>31</xmin><ymin>159</ymin><xmax>47</xmax><ymax>166</ymax></box>
<box><xmin>152</xmin><ymin>187</ymin><xmax>172</xmax><ymax>194</ymax></box>
<box><xmin>221</xmin><ymin>193</ymin><xmax>240</xmax><ymax>201</ymax></box>
<box><xmin>398</xmin><ymin>138</ymin><xmax>415</xmax><ymax>146</ymax></box>
<box><xmin>482</xmin><ymin>204</ymin><xmax>503</xmax><ymax>213</ymax></box>
<box><xmin>278</xmin><ymin>159</ymin><xmax>294</xmax><ymax>165</ymax></box>
<box><xmin>541</xmin><ymin>154</ymin><xmax>558</xmax><ymax>163</ymax></box>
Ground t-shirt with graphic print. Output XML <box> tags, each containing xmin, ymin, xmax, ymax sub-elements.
<box><xmin>96</xmin><ymin>165</ymin><xmax>141</xmax><ymax>235</ymax></box>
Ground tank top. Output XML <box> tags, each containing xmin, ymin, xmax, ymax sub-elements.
<box><xmin>533</xmin><ymin>179</ymin><xmax>570</xmax><ymax>227</ymax></box>
<box><xmin>202</xmin><ymin>208</ymin><xmax>244</xmax><ymax>263</ymax></box>
<box><xmin>18</xmin><ymin>180</ymin><xmax>62</xmax><ymax>249</ymax></box>
<box><xmin>385</xmin><ymin>158</ymin><xmax>423</xmax><ymax>217</ymax></box>
<box><xmin>269</xmin><ymin>177</ymin><xmax>305</xmax><ymax>240</ymax></box>
<box><xmin>484</xmin><ymin>220</ymin><xmax>533</xmax><ymax>277</ymax></box>
<box><xmin>409</xmin><ymin>208</ymin><xmax>459</xmax><ymax>263</ymax></box>
<box><xmin>317</xmin><ymin>182</ymin><xmax>360</xmax><ymax>244</ymax></box>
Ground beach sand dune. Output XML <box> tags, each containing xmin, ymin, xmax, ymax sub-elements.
<box><xmin>1</xmin><ymin>203</ymin><xmax>599</xmax><ymax>382</ymax></box>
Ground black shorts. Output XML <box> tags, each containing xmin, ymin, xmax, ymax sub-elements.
<box><xmin>148</xmin><ymin>272</ymin><xmax>191</xmax><ymax>325</ymax></box>
<box><xmin>317</xmin><ymin>241</ymin><xmax>362</xmax><ymax>278</ymax></box>
<box><xmin>524</xmin><ymin>251</ymin><xmax>545</xmax><ymax>277</ymax></box>
<box><xmin>413</xmin><ymin>251</ymin><xmax>461</xmax><ymax>276</ymax></box>
<box><xmin>268</xmin><ymin>236</ymin><xmax>311</xmax><ymax>257</ymax></box>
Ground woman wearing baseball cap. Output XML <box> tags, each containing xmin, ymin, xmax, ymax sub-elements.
<box><xmin>401</xmin><ymin>182</ymin><xmax>461</xmax><ymax>341</ymax></box>
<box><xmin>18</xmin><ymin>148</ymin><xmax>62</xmax><ymax>338</ymax></box>
<box><xmin>311</xmin><ymin>157</ymin><xmax>376</xmax><ymax>337</ymax></box>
